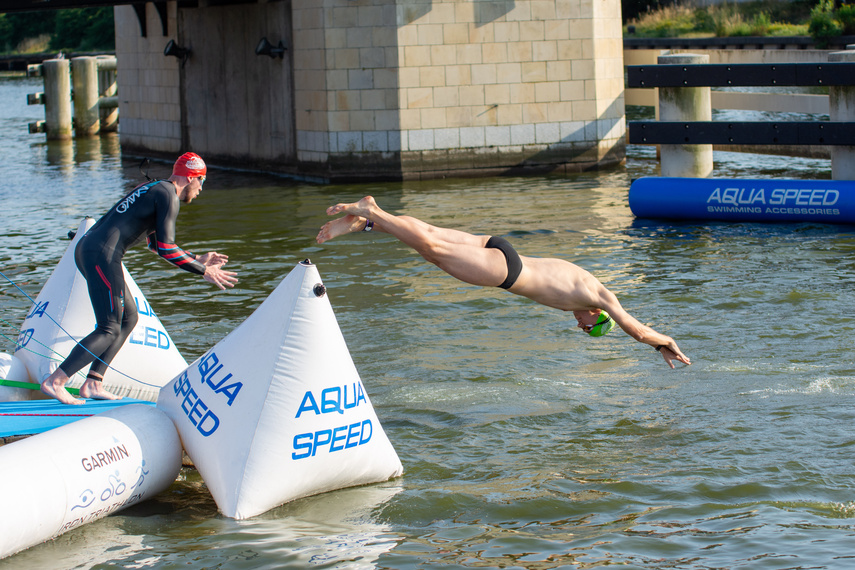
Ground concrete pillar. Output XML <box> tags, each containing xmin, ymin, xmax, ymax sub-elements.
<box><xmin>42</xmin><ymin>59</ymin><xmax>72</xmax><ymax>141</ymax></box>
<box><xmin>72</xmin><ymin>56</ymin><xmax>101</xmax><ymax>137</ymax></box>
<box><xmin>828</xmin><ymin>50</ymin><xmax>855</xmax><ymax>180</ymax></box>
<box><xmin>97</xmin><ymin>56</ymin><xmax>119</xmax><ymax>133</ymax></box>
<box><xmin>658</xmin><ymin>53</ymin><xmax>713</xmax><ymax>178</ymax></box>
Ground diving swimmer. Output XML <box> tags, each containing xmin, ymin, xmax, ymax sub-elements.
<box><xmin>41</xmin><ymin>152</ymin><xmax>239</xmax><ymax>405</ymax></box>
<box><xmin>316</xmin><ymin>196</ymin><xmax>690</xmax><ymax>368</ymax></box>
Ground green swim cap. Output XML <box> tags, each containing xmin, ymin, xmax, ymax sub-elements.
<box><xmin>587</xmin><ymin>310</ymin><xmax>616</xmax><ymax>337</ymax></box>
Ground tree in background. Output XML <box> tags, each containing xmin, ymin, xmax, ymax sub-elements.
<box><xmin>0</xmin><ymin>7</ymin><xmax>114</xmax><ymax>54</ymax></box>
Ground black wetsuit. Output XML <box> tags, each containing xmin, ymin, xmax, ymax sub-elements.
<box><xmin>60</xmin><ymin>180</ymin><xmax>205</xmax><ymax>379</ymax></box>
<box><xmin>485</xmin><ymin>236</ymin><xmax>523</xmax><ymax>290</ymax></box>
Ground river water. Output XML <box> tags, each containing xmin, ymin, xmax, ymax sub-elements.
<box><xmin>2</xmin><ymin>74</ymin><xmax>855</xmax><ymax>569</ymax></box>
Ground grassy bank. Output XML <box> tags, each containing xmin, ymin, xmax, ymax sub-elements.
<box><xmin>625</xmin><ymin>0</ymin><xmax>814</xmax><ymax>38</ymax></box>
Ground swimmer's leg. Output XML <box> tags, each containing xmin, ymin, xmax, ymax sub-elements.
<box><xmin>320</xmin><ymin>196</ymin><xmax>508</xmax><ymax>287</ymax></box>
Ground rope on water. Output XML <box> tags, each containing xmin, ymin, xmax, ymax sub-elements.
<box><xmin>0</xmin><ymin>268</ymin><xmax>156</xmax><ymax>388</ymax></box>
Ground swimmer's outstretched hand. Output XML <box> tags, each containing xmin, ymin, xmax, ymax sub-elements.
<box><xmin>204</xmin><ymin>265</ymin><xmax>238</xmax><ymax>290</ymax></box>
<box><xmin>200</xmin><ymin>251</ymin><xmax>237</xmax><ymax>290</ymax></box>
<box><xmin>659</xmin><ymin>342</ymin><xmax>691</xmax><ymax>368</ymax></box>
<box><xmin>197</xmin><ymin>251</ymin><xmax>229</xmax><ymax>266</ymax></box>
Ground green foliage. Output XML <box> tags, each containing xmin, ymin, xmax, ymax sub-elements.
<box><xmin>808</xmin><ymin>0</ymin><xmax>842</xmax><ymax>49</ymax></box>
<box><xmin>0</xmin><ymin>7</ymin><xmax>113</xmax><ymax>54</ymax></box>
<box><xmin>50</xmin><ymin>8</ymin><xmax>114</xmax><ymax>52</ymax></box>
<box><xmin>0</xmin><ymin>11</ymin><xmax>55</xmax><ymax>53</ymax></box>
<box><xmin>750</xmin><ymin>12</ymin><xmax>773</xmax><ymax>35</ymax></box>
<box><xmin>837</xmin><ymin>4</ymin><xmax>855</xmax><ymax>35</ymax></box>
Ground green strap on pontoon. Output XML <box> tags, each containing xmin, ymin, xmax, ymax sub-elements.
<box><xmin>0</xmin><ymin>379</ymin><xmax>80</xmax><ymax>395</ymax></box>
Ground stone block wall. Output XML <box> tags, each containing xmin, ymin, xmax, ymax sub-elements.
<box><xmin>114</xmin><ymin>0</ymin><xmax>626</xmax><ymax>181</ymax></box>
<box><xmin>113</xmin><ymin>3</ymin><xmax>182</xmax><ymax>154</ymax></box>
<box><xmin>292</xmin><ymin>0</ymin><xmax>625</xmax><ymax>180</ymax></box>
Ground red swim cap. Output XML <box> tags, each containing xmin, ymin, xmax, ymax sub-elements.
<box><xmin>172</xmin><ymin>152</ymin><xmax>207</xmax><ymax>177</ymax></box>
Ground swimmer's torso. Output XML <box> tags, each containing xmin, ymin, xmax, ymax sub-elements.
<box><xmin>80</xmin><ymin>180</ymin><xmax>203</xmax><ymax>274</ymax></box>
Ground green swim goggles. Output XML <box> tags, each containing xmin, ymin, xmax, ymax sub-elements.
<box><xmin>583</xmin><ymin>311</ymin><xmax>616</xmax><ymax>337</ymax></box>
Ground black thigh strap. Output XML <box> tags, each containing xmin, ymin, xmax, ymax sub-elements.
<box><xmin>485</xmin><ymin>236</ymin><xmax>522</xmax><ymax>290</ymax></box>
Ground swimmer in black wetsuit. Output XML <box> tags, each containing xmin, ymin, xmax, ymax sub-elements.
<box><xmin>316</xmin><ymin>196</ymin><xmax>690</xmax><ymax>368</ymax></box>
<box><xmin>41</xmin><ymin>152</ymin><xmax>239</xmax><ymax>405</ymax></box>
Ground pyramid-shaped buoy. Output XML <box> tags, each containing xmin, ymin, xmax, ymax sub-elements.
<box><xmin>13</xmin><ymin>218</ymin><xmax>188</xmax><ymax>401</ymax></box>
<box><xmin>157</xmin><ymin>260</ymin><xmax>403</xmax><ymax>519</ymax></box>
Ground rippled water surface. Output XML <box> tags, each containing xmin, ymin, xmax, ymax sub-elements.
<box><xmin>2</xmin><ymin>75</ymin><xmax>855</xmax><ymax>569</ymax></box>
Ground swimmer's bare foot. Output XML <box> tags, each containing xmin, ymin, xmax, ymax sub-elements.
<box><xmin>40</xmin><ymin>370</ymin><xmax>83</xmax><ymax>405</ymax></box>
<box><xmin>316</xmin><ymin>214</ymin><xmax>369</xmax><ymax>244</ymax></box>
<box><xmin>79</xmin><ymin>376</ymin><xmax>122</xmax><ymax>400</ymax></box>
<box><xmin>325</xmin><ymin>195</ymin><xmax>378</xmax><ymax>219</ymax></box>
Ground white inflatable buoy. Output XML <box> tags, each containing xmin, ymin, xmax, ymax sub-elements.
<box><xmin>0</xmin><ymin>352</ymin><xmax>37</xmax><ymax>402</ymax></box>
<box><xmin>0</xmin><ymin>404</ymin><xmax>182</xmax><ymax>560</ymax></box>
<box><xmin>157</xmin><ymin>260</ymin><xmax>403</xmax><ymax>519</ymax></box>
<box><xmin>13</xmin><ymin>218</ymin><xmax>188</xmax><ymax>401</ymax></box>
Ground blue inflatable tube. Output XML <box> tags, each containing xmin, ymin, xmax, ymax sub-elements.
<box><xmin>629</xmin><ymin>177</ymin><xmax>855</xmax><ymax>224</ymax></box>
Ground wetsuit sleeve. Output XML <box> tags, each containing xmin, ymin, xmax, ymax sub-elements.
<box><xmin>150</xmin><ymin>183</ymin><xmax>206</xmax><ymax>275</ymax></box>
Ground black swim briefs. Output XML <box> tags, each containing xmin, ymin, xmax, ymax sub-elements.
<box><xmin>485</xmin><ymin>236</ymin><xmax>522</xmax><ymax>290</ymax></box>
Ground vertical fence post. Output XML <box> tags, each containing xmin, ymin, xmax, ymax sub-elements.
<box><xmin>42</xmin><ymin>59</ymin><xmax>72</xmax><ymax>140</ymax></box>
<box><xmin>657</xmin><ymin>53</ymin><xmax>713</xmax><ymax>178</ymax></box>
<box><xmin>71</xmin><ymin>56</ymin><xmax>101</xmax><ymax>137</ymax></box>
<box><xmin>97</xmin><ymin>55</ymin><xmax>119</xmax><ymax>133</ymax></box>
<box><xmin>828</xmin><ymin>50</ymin><xmax>855</xmax><ymax>180</ymax></box>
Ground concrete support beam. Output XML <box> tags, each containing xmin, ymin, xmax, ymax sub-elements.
<box><xmin>657</xmin><ymin>53</ymin><xmax>713</xmax><ymax>178</ymax></box>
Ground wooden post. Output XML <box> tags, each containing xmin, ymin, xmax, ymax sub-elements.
<box><xmin>97</xmin><ymin>56</ymin><xmax>119</xmax><ymax>133</ymax></box>
<box><xmin>72</xmin><ymin>56</ymin><xmax>101</xmax><ymax>137</ymax></box>
<box><xmin>829</xmin><ymin>50</ymin><xmax>855</xmax><ymax>180</ymax></box>
<box><xmin>42</xmin><ymin>59</ymin><xmax>72</xmax><ymax>141</ymax></box>
<box><xmin>657</xmin><ymin>53</ymin><xmax>713</xmax><ymax>178</ymax></box>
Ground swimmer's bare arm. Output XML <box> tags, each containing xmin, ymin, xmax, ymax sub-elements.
<box><xmin>594</xmin><ymin>287</ymin><xmax>691</xmax><ymax>369</ymax></box>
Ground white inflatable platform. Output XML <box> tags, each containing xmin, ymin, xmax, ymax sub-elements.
<box><xmin>158</xmin><ymin>260</ymin><xmax>404</xmax><ymax>519</ymax></box>
<box><xmin>0</xmin><ymin>404</ymin><xmax>182</xmax><ymax>559</ymax></box>
<box><xmin>12</xmin><ymin>218</ymin><xmax>188</xmax><ymax>402</ymax></box>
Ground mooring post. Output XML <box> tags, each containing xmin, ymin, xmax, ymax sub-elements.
<box><xmin>72</xmin><ymin>56</ymin><xmax>101</xmax><ymax>137</ymax></box>
<box><xmin>828</xmin><ymin>49</ymin><xmax>855</xmax><ymax>180</ymax></box>
<box><xmin>97</xmin><ymin>55</ymin><xmax>119</xmax><ymax>133</ymax></box>
<box><xmin>657</xmin><ymin>53</ymin><xmax>713</xmax><ymax>178</ymax></box>
<box><xmin>42</xmin><ymin>59</ymin><xmax>72</xmax><ymax>140</ymax></box>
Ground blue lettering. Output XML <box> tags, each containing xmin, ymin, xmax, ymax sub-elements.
<box><xmin>343</xmin><ymin>382</ymin><xmax>366</xmax><ymax>410</ymax></box>
<box><xmin>144</xmin><ymin>327</ymin><xmax>158</xmax><ymax>347</ymax></box>
<box><xmin>16</xmin><ymin>328</ymin><xmax>34</xmax><ymax>350</ymax></box>
<box><xmin>345</xmin><ymin>422</ymin><xmax>361</xmax><ymax>448</ymax></box>
<box><xmin>215</xmin><ymin>381</ymin><xmax>242</xmax><ymax>406</ymax></box>
<box><xmin>172</xmin><ymin>371</ymin><xmax>219</xmax><ymax>436</ymax></box>
<box><xmin>292</xmin><ymin>434</ymin><xmax>313</xmax><ymax>459</ymax></box>
<box><xmin>322</xmin><ymin>387</ymin><xmax>343</xmax><ymax>414</ymax></box>
<box><xmin>173</xmin><ymin>371</ymin><xmax>190</xmax><ymax>396</ymax></box>
<box><xmin>359</xmin><ymin>419</ymin><xmax>372</xmax><ymax>444</ymax></box>
<box><xmin>292</xmin><ymin>419</ymin><xmax>374</xmax><ymax>460</ymax></box>
<box><xmin>198</xmin><ymin>352</ymin><xmax>221</xmax><ymax>385</ymax></box>
<box><xmin>298</xmin><ymin>383</ymin><xmax>368</xmax><ymax>417</ymax></box>
<box><xmin>312</xmin><ymin>429</ymin><xmax>332</xmax><ymax>456</ymax></box>
<box><xmin>134</xmin><ymin>296</ymin><xmax>154</xmax><ymax>317</ymax></box>
<box><xmin>197</xmin><ymin>411</ymin><xmax>219</xmax><ymax>436</ymax></box>
<box><xmin>158</xmin><ymin>330</ymin><xmax>170</xmax><ymax>350</ymax></box>
<box><xmin>205</xmin><ymin>370</ymin><xmax>229</xmax><ymax>390</ymax></box>
<box><xmin>296</xmin><ymin>392</ymin><xmax>320</xmax><ymax>418</ymax></box>
<box><xmin>27</xmin><ymin>301</ymin><xmax>48</xmax><ymax>319</ymax></box>
<box><xmin>330</xmin><ymin>426</ymin><xmax>347</xmax><ymax>452</ymax></box>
